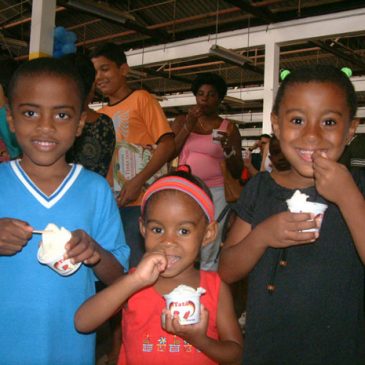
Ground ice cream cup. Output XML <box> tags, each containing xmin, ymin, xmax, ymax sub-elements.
<box><xmin>37</xmin><ymin>249</ymin><xmax>81</xmax><ymax>276</ymax></box>
<box><xmin>212</xmin><ymin>129</ymin><xmax>221</xmax><ymax>144</ymax></box>
<box><xmin>163</xmin><ymin>287</ymin><xmax>205</xmax><ymax>325</ymax></box>
<box><xmin>287</xmin><ymin>201</ymin><xmax>328</xmax><ymax>232</ymax></box>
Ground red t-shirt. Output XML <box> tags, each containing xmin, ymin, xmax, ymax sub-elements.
<box><xmin>118</xmin><ymin>271</ymin><xmax>220</xmax><ymax>365</ymax></box>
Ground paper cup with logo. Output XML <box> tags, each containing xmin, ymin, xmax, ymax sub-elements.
<box><xmin>37</xmin><ymin>249</ymin><xmax>81</xmax><ymax>276</ymax></box>
<box><xmin>36</xmin><ymin>223</ymin><xmax>81</xmax><ymax>276</ymax></box>
<box><xmin>287</xmin><ymin>200</ymin><xmax>328</xmax><ymax>232</ymax></box>
<box><xmin>163</xmin><ymin>285</ymin><xmax>206</xmax><ymax>325</ymax></box>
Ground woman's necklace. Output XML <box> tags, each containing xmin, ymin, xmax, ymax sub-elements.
<box><xmin>198</xmin><ymin>118</ymin><xmax>213</xmax><ymax>133</ymax></box>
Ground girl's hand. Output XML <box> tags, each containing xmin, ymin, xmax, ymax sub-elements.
<box><xmin>258</xmin><ymin>211</ymin><xmax>320</xmax><ymax>249</ymax></box>
<box><xmin>313</xmin><ymin>151</ymin><xmax>355</xmax><ymax>205</ymax></box>
<box><xmin>162</xmin><ymin>304</ymin><xmax>209</xmax><ymax>346</ymax></box>
<box><xmin>132</xmin><ymin>251</ymin><xmax>167</xmax><ymax>286</ymax></box>
<box><xmin>0</xmin><ymin>218</ymin><xmax>33</xmax><ymax>255</ymax></box>
<box><xmin>64</xmin><ymin>230</ymin><xmax>101</xmax><ymax>265</ymax></box>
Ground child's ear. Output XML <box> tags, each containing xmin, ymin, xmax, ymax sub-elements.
<box><xmin>202</xmin><ymin>221</ymin><xmax>218</xmax><ymax>247</ymax></box>
<box><xmin>271</xmin><ymin>112</ymin><xmax>280</xmax><ymax>140</ymax></box>
<box><xmin>138</xmin><ymin>216</ymin><xmax>146</xmax><ymax>238</ymax></box>
<box><xmin>6</xmin><ymin>106</ymin><xmax>15</xmax><ymax>133</ymax></box>
<box><xmin>346</xmin><ymin>118</ymin><xmax>359</xmax><ymax>144</ymax></box>
<box><xmin>76</xmin><ymin>111</ymin><xmax>87</xmax><ymax>137</ymax></box>
<box><xmin>120</xmin><ymin>63</ymin><xmax>129</xmax><ymax>77</ymax></box>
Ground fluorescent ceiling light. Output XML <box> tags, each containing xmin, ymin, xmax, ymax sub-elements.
<box><xmin>209</xmin><ymin>44</ymin><xmax>252</xmax><ymax>67</ymax></box>
<box><xmin>65</xmin><ymin>0</ymin><xmax>135</xmax><ymax>24</ymax></box>
<box><xmin>223</xmin><ymin>95</ymin><xmax>246</xmax><ymax>105</ymax></box>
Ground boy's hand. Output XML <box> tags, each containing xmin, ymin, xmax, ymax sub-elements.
<box><xmin>313</xmin><ymin>151</ymin><xmax>355</xmax><ymax>206</ymax></box>
<box><xmin>258</xmin><ymin>211</ymin><xmax>320</xmax><ymax>249</ymax></box>
<box><xmin>0</xmin><ymin>218</ymin><xmax>33</xmax><ymax>255</ymax></box>
<box><xmin>64</xmin><ymin>230</ymin><xmax>101</xmax><ymax>265</ymax></box>
<box><xmin>132</xmin><ymin>251</ymin><xmax>167</xmax><ymax>287</ymax></box>
<box><xmin>162</xmin><ymin>304</ymin><xmax>209</xmax><ymax>346</ymax></box>
<box><xmin>117</xmin><ymin>176</ymin><xmax>144</xmax><ymax>207</ymax></box>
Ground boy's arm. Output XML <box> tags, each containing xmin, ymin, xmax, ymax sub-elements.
<box><xmin>118</xmin><ymin>133</ymin><xmax>174</xmax><ymax>206</ymax></box>
<box><xmin>92</xmin><ymin>246</ymin><xmax>125</xmax><ymax>285</ymax></box>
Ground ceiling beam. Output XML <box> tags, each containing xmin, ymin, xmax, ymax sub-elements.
<box><xmin>309</xmin><ymin>40</ymin><xmax>365</xmax><ymax>70</ymax></box>
<box><xmin>126</xmin><ymin>8</ymin><xmax>365</xmax><ymax>67</ymax></box>
<box><xmin>224</xmin><ymin>0</ymin><xmax>276</xmax><ymax>23</ymax></box>
<box><xmin>60</xmin><ymin>0</ymin><xmax>172</xmax><ymax>42</ymax></box>
<box><xmin>138</xmin><ymin>68</ymin><xmax>192</xmax><ymax>84</ymax></box>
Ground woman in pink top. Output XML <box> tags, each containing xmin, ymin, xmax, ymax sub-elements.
<box><xmin>171</xmin><ymin>73</ymin><xmax>243</xmax><ymax>270</ymax></box>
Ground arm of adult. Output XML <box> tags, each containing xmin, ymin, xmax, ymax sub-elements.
<box><xmin>170</xmin><ymin>105</ymin><xmax>203</xmax><ymax>159</ymax></box>
<box><xmin>118</xmin><ymin>133</ymin><xmax>175</xmax><ymax>206</ymax></box>
<box><xmin>224</xmin><ymin>124</ymin><xmax>243</xmax><ymax>179</ymax></box>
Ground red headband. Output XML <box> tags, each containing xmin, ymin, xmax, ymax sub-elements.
<box><xmin>141</xmin><ymin>176</ymin><xmax>215</xmax><ymax>222</ymax></box>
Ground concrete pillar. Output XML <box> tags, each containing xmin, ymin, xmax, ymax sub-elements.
<box><xmin>261</xmin><ymin>36</ymin><xmax>280</xmax><ymax>134</ymax></box>
<box><xmin>29</xmin><ymin>0</ymin><xmax>56</xmax><ymax>59</ymax></box>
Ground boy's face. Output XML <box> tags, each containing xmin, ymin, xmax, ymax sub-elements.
<box><xmin>91</xmin><ymin>56</ymin><xmax>128</xmax><ymax>97</ymax></box>
<box><xmin>7</xmin><ymin>74</ymin><xmax>85</xmax><ymax>171</ymax></box>
<box><xmin>272</xmin><ymin>81</ymin><xmax>358</xmax><ymax>180</ymax></box>
<box><xmin>139</xmin><ymin>191</ymin><xmax>217</xmax><ymax>279</ymax></box>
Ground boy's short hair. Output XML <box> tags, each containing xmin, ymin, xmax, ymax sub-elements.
<box><xmin>191</xmin><ymin>73</ymin><xmax>228</xmax><ymax>101</ymax></box>
<box><xmin>8</xmin><ymin>57</ymin><xmax>86</xmax><ymax>110</ymax></box>
<box><xmin>272</xmin><ymin>64</ymin><xmax>357</xmax><ymax>120</ymax></box>
<box><xmin>90</xmin><ymin>43</ymin><xmax>127</xmax><ymax>66</ymax></box>
<box><xmin>61</xmin><ymin>53</ymin><xmax>96</xmax><ymax>95</ymax></box>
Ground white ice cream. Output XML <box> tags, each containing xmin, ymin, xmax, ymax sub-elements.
<box><xmin>38</xmin><ymin>223</ymin><xmax>72</xmax><ymax>261</ymax></box>
<box><xmin>286</xmin><ymin>190</ymin><xmax>328</xmax><ymax>232</ymax></box>
<box><xmin>286</xmin><ymin>190</ymin><xmax>309</xmax><ymax>208</ymax></box>
<box><xmin>167</xmin><ymin>285</ymin><xmax>206</xmax><ymax>296</ymax></box>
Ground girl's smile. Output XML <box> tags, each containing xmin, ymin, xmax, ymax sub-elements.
<box><xmin>272</xmin><ymin>81</ymin><xmax>358</xmax><ymax>186</ymax></box>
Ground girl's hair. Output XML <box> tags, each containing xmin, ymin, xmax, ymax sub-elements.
<box><xmin>141</xmin><ymin>165</ymin><xmax>214</xmax><ymax>222</ymax></box>
<box><xmin>89</xmin><ymin>42</ymin><xmax>127</xmax><ymax>66</ymax></box>
<box><xmin>7</xmin><ymin>57</ymin><xmax>86</xmax><ymax>109</ymax></box>
<box><xmin>191</xmin><ymin>73</ymin><xmax>227</xmax><ymax>101</ymax></box>
<box><xmin>272</xmin><ymin>65</ymin><xmax>357</xmax><ymax>120</ymax></box>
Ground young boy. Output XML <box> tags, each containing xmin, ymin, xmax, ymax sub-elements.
<box><xmin>0</xmin><ymin>57</ymin><xmax>130</xmax><ymax>365</ymax></box>
<box><xmin>91</xmin><ymin>43</ymin><xmax>175</xmax><ymax>268</ymax></box>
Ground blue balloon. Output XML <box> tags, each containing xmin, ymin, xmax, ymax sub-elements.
<box><xmin>54</xmin><ymin>26</ymin><xmax>67</xmax><ymax>41</ymax></box>
<box><xmin>62</xmin><ymin>43</ymin><xmax>77</xmax><ymax>55</ymax></box>
<box><xmin>53</xmin><ymin>49</ymin><xmax>64</xmax><ymax>58</ymax></box>
<box><xmin>65</xmin><ymin>31</ymin><xmax>77</xmax><ymax>43</ymax></box>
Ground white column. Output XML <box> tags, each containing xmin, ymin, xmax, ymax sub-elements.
<box><xmin>262</xmin><ymin>37</ymin><xmax>280</xmax><ymax>134</ymax></box>
<box><xmin>29</xmin><ymin>0</ymin><xmax>56</xmax><ymax>59</ymax></box>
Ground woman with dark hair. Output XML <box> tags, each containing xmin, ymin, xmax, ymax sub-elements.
<box><xmin>171</xmin><ymin>73</ymin><xmax>243</xmax><ymax>271</ymax></box>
